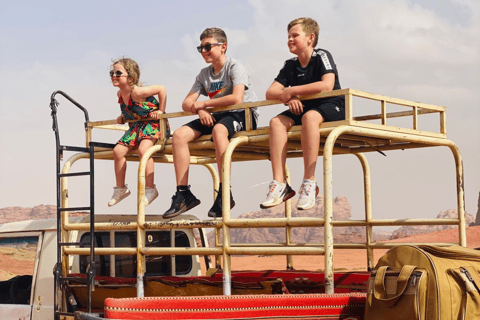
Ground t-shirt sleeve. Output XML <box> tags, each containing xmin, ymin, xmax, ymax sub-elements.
<box><xmin>229</xmin><ymin>61</ymin><xmax>250</xmax><ymax>89</ymax></box>
<box><xmin>274</xmin><ymin>61</ymin><xmax>291</xmax><ymax>87</ymax></box>
<box><xmin>190</xmin><ymin>72</ymin><xmax>207</xmax><ymax>96</ymax></box>
<box><xmin>316</xmin><ymin>50</ymin><xmax>337</xmax><ymax>78</ymax></box>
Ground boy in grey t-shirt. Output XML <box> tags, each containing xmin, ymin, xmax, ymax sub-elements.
<box><xmin>163</xmin><ymin>27</ymin><xmax>258</xmax><ymax>219</ymax></box>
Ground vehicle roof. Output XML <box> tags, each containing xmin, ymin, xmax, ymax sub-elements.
<box><xmin>0</xmin><ymin>214</ymin><xmax>201</xmax><ymax>233</ymax></box>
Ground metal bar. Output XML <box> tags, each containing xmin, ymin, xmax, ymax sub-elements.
<box><xmin>58</xmin><ymin>207</ymin><xmax>91</xmax><ymax>212</ymax></box>
<box><xmin>170</xmin><ymin>229</ymin><xmax>176</xmax><ymax>276</ymax></box>
<box><xmin>221</xmin><ymin>135</ymin><xmax>249</xmax><ymax>296</ymax></box>
<box><xmin>323</xmin><ymin>126</ymin><xmax>337</xmax><ymax>294</ymax></box>
<box><xmin>58</xmin><ymin>242</ymin><xmax>82</xmax><ymax>246</ymax></box>
<box><xmin>61</xmin><ymin>145</ymin><xmax>90</xmax><ymax>152</ymax></box>
<box><xmin>355</xmin><ymin>153</ymin><xmax>374</xmax><ymax>271</ymax></box>
<box><xmin>284</xmin><ymin>164</ymin><xmax>293</xmax><ymax>270</ymax></box>
<box><xmin>58</xmin><ymin>172</ymin><xmax>91</xmax><ymax>177</ymax></box>
<box><xmin>64</xmin><ymin>248</ymin><xmax>137</xmax><ymax>255</ymax></box>
<box><xmin>109</xmin><ymin>231</ymin><xmax>115</xmax><ymax>277</ymax></box>
<box><xmin>87</xmin><ymin>144</ymin><xmax>96</xmax><ymax>314</ymax></box>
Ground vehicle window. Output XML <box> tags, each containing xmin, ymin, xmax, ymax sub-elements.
<box><xmin>0</xmin><ymin>236</ymin><xmax>37</xmax><ymax>304</ymax></box>
<box><xmin>79</xmin><ymin>231</ymin><xmax>192</xmax><ymax>277</ymax></box>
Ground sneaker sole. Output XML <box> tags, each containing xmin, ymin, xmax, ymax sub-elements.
<box><xmin>208</xmin><ymin>201</ymin><xmax>235</xmax><ymax>218</ymax></box>
<box><xmin>260</xmin><ymin>190</ymin><xmax>296</xmax><ymax>209</ymax></box>
<box><xmin>145</xmin><ymin>192</ymin><xmax>159</xmax><ymax>206</ymax></box>
<box><xmin>163</xmin><ymin>199</ymin><xmax>201</xmax><ymax>219</ymax></box>
<box><xmin>297</xmin><ymin>186</ymin><xmax>320</xmax><ymax>210</ymax></box>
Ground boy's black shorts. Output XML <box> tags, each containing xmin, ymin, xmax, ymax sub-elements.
<box><xmin>279</xmin><ymin>102</ymin><xmax>345</xmax><ymax>125</ymax></box>
<box><xmin>183</xmin><ymin>110</ymin><xmax>257</xmax><ymax>140</ymax></box>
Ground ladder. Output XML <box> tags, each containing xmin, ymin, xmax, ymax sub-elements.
<box><xmin>49</xmin><ymin>91</ymin><xmax>115</xmax><ymax>318</ymax></box>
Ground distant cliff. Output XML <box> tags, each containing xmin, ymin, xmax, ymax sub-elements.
<box><xmin>0</xmin><ymin>205</ymin><xmax>86</xmax><ymax>224</ymax></box>
<box><xmin>208</xmin><ymin>196</ymin><xmax>390</xmax><ymax>246</ymax></box>
<box><xmin>390</xmin><ymin>209</ymin><xmax>474</xmax><ymax>239</ymax></box>
<box><xmin>1</xmin><ymin>204</ymin><xmax>471</xmax><ymax>245</ymax></box>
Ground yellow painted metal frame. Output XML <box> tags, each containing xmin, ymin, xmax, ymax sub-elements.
<box><xmin>59</xmin><ymin>89</ymin><xmax>465</xmax><ymax>297</ymax></box>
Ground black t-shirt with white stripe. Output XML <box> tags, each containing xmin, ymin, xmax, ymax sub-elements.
<box><xmin>274</xmin><ymin>48</ymin><xmax>344</xmax><ymax>109</ymax></box>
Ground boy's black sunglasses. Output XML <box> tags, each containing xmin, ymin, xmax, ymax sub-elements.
<box><xmin>196</xmin><ymin>43</ymin><xmax>224</xmax><ymax>53</ymax></box>
<box><xmin>109</xmin><ymin>70</ymin><xmax>126</xmax><ymax>78</ymax></box>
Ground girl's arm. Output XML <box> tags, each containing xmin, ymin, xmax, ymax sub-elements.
<box><xmin>116</xmin><ymin>90</ymin><xmax>125</xmax><ymax>124</ymax></box>
<box><xmin>132</xmin><ymin>85</ymin><xmax>167</xmax><ymax>112</ymax></box>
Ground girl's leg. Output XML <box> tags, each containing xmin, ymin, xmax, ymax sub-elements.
<box><xmin>269</xmin><ymin>115</ymin><xmax>294</xmax><ymax>182</ymax></box>
<box><xmin>137</xmin><ymin>139</ymin><xmax>156</xmax><ymax>188</ymax></box>
<box><xmin>301</xmin><ymin>110</ymin><xmax>324</xmax><ymax>180</ymax></box>
<box><xmin>211</xmin><ymin>124</ymin><xmax>229</xmax><ymax>181</ymax></box>
<box><xmin>113</xmin><ymin>144</ymin><xmax>133</xmax><ymax>187</ymax></box>
<box><xmin>172</xmin><ymin>126</ymin><xmax>201</xmax><ymax>186</ymax></box>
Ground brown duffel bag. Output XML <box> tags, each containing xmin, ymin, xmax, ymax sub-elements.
<box><xmin>365</xmin><ymin>245</ymin><xmax>480</xmax><ymax>320</ymax></box>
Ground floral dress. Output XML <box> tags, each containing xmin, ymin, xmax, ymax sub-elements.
<box><xmin>117</xmin><ymin>95</ymin><xmax>169</xmax><ymax>146</ymax></box>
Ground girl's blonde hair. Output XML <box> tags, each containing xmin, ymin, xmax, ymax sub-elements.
<box><xmin>111</xmin><ymin>57</ymin><xmax>142</xmax><ymax>86</ymax></box>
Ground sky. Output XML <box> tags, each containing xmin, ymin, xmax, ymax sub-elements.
<box><xmin>0</xmin><ymin>0</ymin><xmax>479</xmax><ymax>229</ymax></box>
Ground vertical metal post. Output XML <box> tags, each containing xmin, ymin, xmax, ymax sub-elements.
<box><xmin>355</xmin><ymin>153</ymin><xmax>374</xmax><ymax>270</ymax></box>
<box><xmin>88</xmin><ymin>144</ymin><xmax>96</xmax><ymax>313</ymax></box>
<box><xmin>221</xmin><ymin>136</ymin><xmax>248</xmax><ymax>295</ymax></box>
<box><xmin>448</xmin><ymin>142</ymin><xmax>466</xmax><ymax>246</ymax></box>
<box><xmin>110</xmin><ymin>231</ymin><xmax>116</xmax><ymax>277</ymax></box>
<box><xmin>201</xmin><ymin>164</ymin><xmax>222</xmax><ymax>269</ymax></box>
<box><xmin>284</xmin><ymin>164</ymin><xmax>293</xmax><ymax>270</ymax></box>
<box><xmin>170</xmin><ymin>229</ymin><xmax>176</xmax><ymax>276</ymax></box>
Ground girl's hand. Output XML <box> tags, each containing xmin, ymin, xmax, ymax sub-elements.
<box><xmin>198</xmin><ymin>109</ymin><xmax>215</xmax><ymax>127</ymax></box>
<box><xmin>288</xmin><ymin>98</ymin><xmax>304</xmax><ymax>115</ymax></box>
<box><xmin>117</xmin><ymin>114</ymin><xmax>125</xmax><ymax>124</ymax></box>
<box><xmin>149</xmin><ymin>110</ymin><xmax>163</xmax><ymax>120</ymax></box>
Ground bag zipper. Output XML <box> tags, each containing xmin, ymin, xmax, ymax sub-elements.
<box><xmin>460</xmin><ymin>267</ymin><xmax>480</xmax><ymax>293</ymax></box>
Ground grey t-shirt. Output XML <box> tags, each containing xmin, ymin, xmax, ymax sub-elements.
<box><xmin>190</xmin><ymin>57</ymin><xmax>258</xmax><ymax>120</ymax></box>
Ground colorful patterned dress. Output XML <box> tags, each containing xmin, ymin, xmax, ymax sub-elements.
<box><xmin>117</xmin><ymin>95</ymin><xmax>169</xmax><ymax>146</ymax></box>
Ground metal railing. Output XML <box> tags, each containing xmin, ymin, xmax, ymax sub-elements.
<box><xmin>55</xmin><ymin>88</ymin><xmax>464</xmax><ymax>299</ymax></box>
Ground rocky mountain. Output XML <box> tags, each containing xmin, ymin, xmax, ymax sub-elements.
<box><xmin>390</xmin><ymin>209</ymin><xmax>475</xmax><ymax>240</ymax></box>
<box><xmin>0</xmin><ymin>205</ymin><xmax>86</xmax><ymax>224</ymax></box>
<box><xmin>207</xmin><ymin>195</ymin><xmax>390</xmax><ymax>246</ymax></box>
<box><xmin>1</xmin><ymin>204</ymin><xmax>472</xmax><ymax>245</ymax></box>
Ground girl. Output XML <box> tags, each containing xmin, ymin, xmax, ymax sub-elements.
<box><xmin>108</xmin><ymin>57</ymin><xmax>167</xmax><ymax>207</ymax></box>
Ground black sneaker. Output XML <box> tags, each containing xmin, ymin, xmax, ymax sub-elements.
<box><xmin>208</xmin><ymin>187</ymin><xmax>235</xmax><ymax>218</ymax></box>
<box><xmin>163</xmin><ymin>190</ymin><xmax>201</xmax><ymax>219</ymax></box>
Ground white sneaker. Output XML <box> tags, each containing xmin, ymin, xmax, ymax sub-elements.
<box><xmin>145</xmin><ymin>186</ymin><xmax>159</xmax><ymax>206</ymax></box>
<box><xmin>108</xmin><ymin>185</ymin><xmax>131</xmax><ymax>207</ymax></box>
<box><xmin>296</xmin><ymin>179</ymin><xmax>319</xmax><ymax>210</ymax></box>
<box><xmin>260</xmin><ymin>180</ymin><xmax>296</xmax><ymax>209</ymax></box>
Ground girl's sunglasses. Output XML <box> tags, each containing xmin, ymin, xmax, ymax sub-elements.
<box><xmin>196</xmin><ymin>43</ymin><xmax>224</xmax><ymax>53</ymax></box>
<box><xmin>110</xmin><ymin>70</ymin><xmax>126</xmax><ymax>78</ymax></box>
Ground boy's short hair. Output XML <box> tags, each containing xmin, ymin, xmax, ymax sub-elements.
<box><xmin>288</xmin><ymin>17</ymin><xmax>320</xmax><ymax>47</ymax></box>
<box><xmin>200</xmin><ymin>27</ymin><xmax>228</xmax><ymax>44</ymax></box>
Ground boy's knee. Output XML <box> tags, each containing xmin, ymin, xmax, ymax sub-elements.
<box><xmin>172</xmin><ymin>128</ymin><xmax>189</xmax><ymax>144</ymax></box>
<box><xmin>270</xmin><ymin>116</ymin><xmax>291</xmax><ymax>130</ymax></box>
<box><xmin>302</xmin><ymin>111</ymin><xmax>323</xmax><ymax>124</ymax></box>
<box><xmin>212</xmin><ymin>125</ymin><xmax>228</xmax><ymax>141</ymax></box>
<box><xmin>269</xmin><ymin>116</ymin><xmax>282</xmax><ymax>128</ymax></box>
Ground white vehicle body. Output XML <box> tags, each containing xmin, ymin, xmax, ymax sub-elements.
<box><xmin>0</xmin><ymin>215</ymin><xmax>204</xmax><ymax>320</ymax></box>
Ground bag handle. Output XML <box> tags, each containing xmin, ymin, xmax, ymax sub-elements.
<box><xmin>374</xmin><ymin>265</ymin><xmax>417</xmax><ymax>307</ymax></box>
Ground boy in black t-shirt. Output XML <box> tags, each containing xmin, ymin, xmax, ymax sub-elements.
<box><xmin>261</xmin><ymin>17</ymin><xmax>345</xmax><ymax>211</ymax></box>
